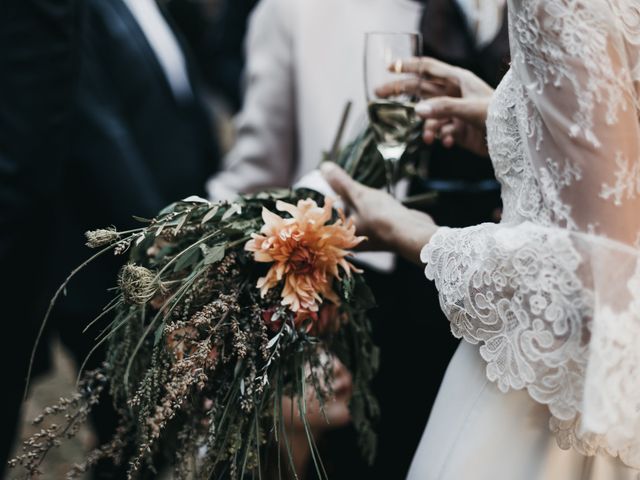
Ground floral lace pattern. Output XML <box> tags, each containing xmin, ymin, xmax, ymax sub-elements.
<box><xmin>600</xmin><ymin>152</ymin><xmax>640</xmax><ymax>206</ymax></box>
<box><xmin>486</xmin><ymin>71</ymin><xmax>550</xmax><ymax>226</ymax></box>
<box><xmin>423</xmin><ymin>0</ymin><xmax>640</xmax><ymax>470</ymax></box>
<box><xmin>423</xmin><ymin>223</ymin><xmax>592</xmax><ymax>419</ymax></box>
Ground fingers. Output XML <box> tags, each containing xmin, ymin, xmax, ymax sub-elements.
<box><xmin>422</xmin><ymin>117</ymin><xmax>466</xmax><ymax>148</ymax></box>
<box><xmin>320</xmin><ymin>162</ymin><xmax>364</xmax><ymax>209</ymax></box>
<box><xmin>415</xmin><ymin>97</ymin><xmax>488</xmax><ymax>127</ymax></box>
<box><xmin>422</xmin><ymin>118</ymin><xmax>449</xmax><ymax>145</ymax></box>
<box><xmin>423</xmin><ymin>119</ymin><xmax>456</xmax><ymax>148</ymax></box>
<box><xmin>419</xmin><ymin>80</ymin><xmax>450</xmax><ymax>98</ymax></box>
<box><xmin>441</xmin><ymin>134</ymin><xmax>456</xmax><ymax>149</ymax></box>
<box><xmin>374</xmin><ymin>77</ymin><xmax>449</xmax><ymax>99</ymax></box>
<box><xmin>375</xmin><ymin>78</ymin><xmax>420</xmax><ymax>98</ymax></box>
<box><xmin>415</xmin><ymin>97</ymin><xmax>468</xmax><ymax>118</ymax></box>
<box><xmin>392</xmin><ymin>57</ymin><xmax>494</xmax><ymax>100</ymax></box>
<box><xmin>391</xmin><ymin>57</ymin><xmax>461</xmax><ymax>84</ymax></box>
<box><xmin>440</xmin><ymin>122</ymin><xmax>458</xmax><ymax>148</ymax></box>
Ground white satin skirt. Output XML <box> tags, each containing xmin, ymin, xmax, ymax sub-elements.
<box><xmin>407</xmin><ymin>342</ymin><xmax>638</xmax><ymax>480</ymax></box>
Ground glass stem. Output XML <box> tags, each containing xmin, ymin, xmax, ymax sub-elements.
<box><xmin>380</xmin><ymin>152</ymin><xmax>398</xmax><ymax>197</ymax></box>
<box><xmin>385</xmin><ymin>159</ymin><xmax>395</xmax><ymax>196</ymax></box>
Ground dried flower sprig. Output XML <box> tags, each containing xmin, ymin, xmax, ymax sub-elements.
<box><xmin>9</xmin><ymin>369</ymin><xmax>108</xmax><ymax>478</ymax></box>
<box><xmin>119</xmin><ymin>264</ymin><xmax>165</xmax><ymax>305</ymax></box>
<box><xmin>85</xmin><ymin>227</ymin><xmax>120</xmax><ymax>248</ymax></box>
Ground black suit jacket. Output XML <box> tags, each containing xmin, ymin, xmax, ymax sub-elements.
<box><xmin>0</xmin><ymin>0</ymin><xmax>82</xmax><ymax>471</ymax></box>
<box><xmin>52</xmin><ymin>0</ymin><xmax>220</xmax><ymax>317</ymax></box>
<box><xmin>166</xmin><ymin>0</ymin><xmax>259</xmax><ymax>112</ymax></box>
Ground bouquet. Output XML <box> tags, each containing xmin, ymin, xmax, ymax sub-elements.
<box><xmin>10</xmin><ymin>124</ymin><xmax>389</xmax><ymax>479</ymax></box>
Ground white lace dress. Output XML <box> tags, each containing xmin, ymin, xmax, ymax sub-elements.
<box><xmin>408</xmin><ymin>0</ymin><xmax>640</xmax><ymax>478</ymax></box>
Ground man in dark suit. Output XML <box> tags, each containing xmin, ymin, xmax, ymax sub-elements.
<box><xmin>51</xmin><ymin>0</ymin><xmax>220</xmax><ymax>475</ymax></box>
<box><xmin>0</xmin><ymin>0</ymin><xmax>82</xmax><ymax>474</ymax></box>
<box><xmin>1</xmin><ymin>0</ymin><xmax>220</xmax><ymax>476</ymax></box>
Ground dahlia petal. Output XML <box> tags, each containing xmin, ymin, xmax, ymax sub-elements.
<box><xmin>275</xmin><ymin>200</ymin><xmax>299</xmax><ymax>218</ymax></box>
<box><xmin>253</xmin><ymin>251</ymin><xmax>274</xmax><ymax>263</ymax></box>
<box><xmin>261</xmin><ymin>207</ymin><xmax>286</xmax><ymax>232</ymax></box>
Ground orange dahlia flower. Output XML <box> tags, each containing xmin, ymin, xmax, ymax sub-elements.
<box><xmin>245</xmin><ymin>198</ymin><xmax>365</xmax><ymax>314</ymax></box>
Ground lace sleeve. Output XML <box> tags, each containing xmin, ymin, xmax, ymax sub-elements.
<box><xmin>422</xmin><ymin>0</ymin><xmax>640</xmax><ymax>468</ymax></box>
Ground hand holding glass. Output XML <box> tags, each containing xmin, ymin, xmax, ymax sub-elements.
<box><xmin>364</xmin><ymin>32</ymin><xmax>422</xmax><ymax>195</ymax></box>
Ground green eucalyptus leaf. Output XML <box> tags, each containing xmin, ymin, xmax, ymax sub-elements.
<box><xmin>173</xmin><ymin>247</ymin><xmax>200</xmax><ymax>272</ymax></box>
<box><xmin>370</xmin><ymin>346</ymin><xmax>380</xmax><ymax>370</ymax></box>
<box><xmin>222</xmin><ymin>203</ymin><xmax>242</xmax><ymax>221</ymax></box>
<box><xmin>174</xmin><ymin>212</ymin><xmax>189</xmax><ymax>235</ymax></box>
<box><xmin>269</xmin><ymin>189</ymin><xmax>292</xmax><ymax>200</ymax></box>
<box><xmin>154</xmin><ymin>323</ymin><xmax>165</xmax><ymax>346</ymax></box>
<box><xmin>158</xmin><ymin>202</ymin><xmax>178</xmax><ymax>217</ymax></box>
<box><xmin>201</xmin><ymin>206</ymin><xmax>219</xmax><ymax>225</ymax></box>
<box><xmin>266</xmin><ymin>333</ymin><xmax>281</xmax><ymax>349</ymax></box>
<box><xmin>182</xmin><ymin>195</ymin><xmax>210</xmax><ymax>204</ymax></box>
<box><xmin>220</xmin><ymin>227</ymin><xmax>244</xmax><ymax>237</ymax></box>
<box><xmin>203</xmin><ymin>244</ymin><xmax>225</xmax><ymax>265</ymax></box>
<box><xmin>341</xmin><ymin>275</ymin><xmax>355</xmax><ymax>301</ymax></box>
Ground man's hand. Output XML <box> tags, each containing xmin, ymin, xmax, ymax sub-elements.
<box><xmin>321</xmin><ymin>163</ymin><xmax>438</xmax><ymax>264</ymax></box>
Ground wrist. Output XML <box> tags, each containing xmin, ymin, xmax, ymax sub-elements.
<box><xmin>387</xmin><ymin>209</ymin><xmax>438</xmax><ymax>265</ymax></box>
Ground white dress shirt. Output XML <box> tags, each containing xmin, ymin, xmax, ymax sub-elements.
<box><xmin>122</xmin><ymin>0</ymin><xmax>193</xmax><ymax>100</ymax></box>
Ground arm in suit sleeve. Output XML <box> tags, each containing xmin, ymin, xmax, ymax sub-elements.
<box><xmin>0</xmin><ymin>0</ymin><xmax>81</xmax><ymax>469</ymax></box>
<box><xmin>0</xmin><ymin>0</ymin><xmax>80</xmax><ymax>257</ymax></box>
<box><xmin>205</xmin><ymin>0</ymin><xmax>297</xmax><ymax>200</ymax></box>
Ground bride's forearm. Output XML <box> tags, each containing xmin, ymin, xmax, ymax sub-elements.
<box><xmin>384</xmin><ymin>209</ymin><xmax>439</xmax><ymax>265</ymax></box>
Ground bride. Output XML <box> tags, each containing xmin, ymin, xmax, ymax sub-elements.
<box><xmin>323</xmin><ymin>0</ymin><xmax>640</xmax><ymax>478</ymax></box>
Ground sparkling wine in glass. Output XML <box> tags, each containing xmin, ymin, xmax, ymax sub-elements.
<box><xmin>364</xmin><ymin>32</ymin><xmax>422</xmax><ymax>195</ymax></box>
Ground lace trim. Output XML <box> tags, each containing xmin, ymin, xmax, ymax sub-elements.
<box><xmin>422</xmin><ymin>225</ymin><xmax>640</xmax><ymax>469</ymax></box>
<box><xmin>423</xmin><ymin>224</ymin><xmax>591</xmax><ymax>419</ymax></box>
<box><xmin>487</xmin><ymin>72</ymin><xmax>550</xmax><ymax>225</ymax></box>
<box><xmin>515</xmin><ymin>0</ymin><xmax>637</xmax><ymax>143</ymax></box>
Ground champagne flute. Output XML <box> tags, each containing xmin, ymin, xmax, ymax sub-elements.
<box><xmin>364</xmin><ymin>32</ymin><xmax>422</xmax><ymax>196</ymax></box>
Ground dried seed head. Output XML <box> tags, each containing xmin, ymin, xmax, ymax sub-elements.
<box><xmin>119</xmin><ymin>264</ymin><xmax>163</xmax><ymax>305</ymax></box>
<box><xmin>85</xmin><ymin>228</ymin><xmax>120</xmax><ymax>248</ymax></box>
